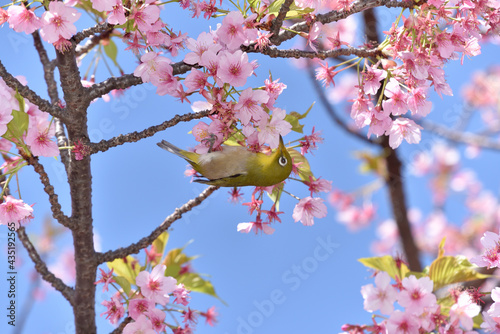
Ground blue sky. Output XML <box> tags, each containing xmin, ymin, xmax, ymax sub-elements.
<box><xmin>0</xmin><ymin>4</ymin><xmax>499</xmax><ymax>334</ymax></box>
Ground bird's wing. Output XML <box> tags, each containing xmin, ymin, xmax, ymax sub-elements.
<box><xmin>197</xmin><ymin>146</ymin><xmax>252</xmax><ymax>180</ymax></box>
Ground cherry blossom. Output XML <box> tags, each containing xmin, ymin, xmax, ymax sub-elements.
<box><xmin>237</xmin><ymin>219</ymin><xmax>275</xmax><ymax>235</ymax></box>
<box><xmin>100</xmin><ymin>293</ymin><xmax>125</xmax><ymax>325</ymax></box>
<box><xmin>235</xmin><ymin>88</ymin><xmax>269</xmax><ymax>125</ymax></box>
<box><xmin>360</xmin><ymin>272</ymin><xmax>397</xmax><ymax>314</ymax></box>
<box><xmin>470</xmin><ymin>231</ymin><xmax>500</xmax><ymax>269</ymax></box>
<box><xmin>0</xmin><ymin>196</ymin><xmax>33</xmax><ymax>229</ymax></box>
<box><xmin>128</xmin><ymin>298</ymin><xmax>155</xmax><ymax>321</ymax></box>
<box><xmin>450</xmin><ymin>291</ymin><xmax>481</xmax><ymax>331</ymax></box>
<box><xmin>25</xmin><ymin>118</ymin><xmax>59</xmax><ymax>157</ymax></box>
<box><xmin>386</xmin><ymin>118</ymin><xmax>423</xmax><ymax>149</ymax></box>
<box><xmin>488</xmin><ymin>287</ymin><xmax>500</xmax><ymax>317</ymax></box>
<box><xmin>363</xmin><ymin>66</ymin><xmax>387</xmax><ymax>96</ymax></box>
<box><xmin>386</xmin><ymin>310</ymin><xmax>420</xmax><ymax>334</ymax></box>
<box><xmin>398</xmin><ymin>275</ymin><xmax>437</xmax><ymax>315</ymax></box>
<box><xmin>217</xmin><ymin>50</ymin><xmax>254</xmax><ymax>87</ymax></box>
<box><xmin>216</xmin><ymin>11</ymin><xmax>246</xmax><ymax>51</ymax></box>
<box><xmin>40</xmin><ymin>2</ymin><xmax>81</xmax><ymax>44</ymax></box>
<box><xmin>292</xmin><ymin>197</ymin><xmax>327</xmax><ymax>226</ymax></box>
<box><xmin>7</xmin><ymin>5</ymin><xmax>42</xmax><ymax>34</ymax></box>
<box><xmin>135</xmin><ymin>264</ymin><xmax>177</xmax><ymax>305</ymax></box>
<box><xmin>123</xmin><ymin>314</ymin><xmax>155</xmax><ymax>334</ymax></box>
<box><xmin>173</xmin><ymin>283</ymin><xmax>191</xmax><ymax>306</ymax></box>
<box><xmin>257</xmin><ymin>108</ymin><xmax>291</xmax><ymax>149</ymax></box>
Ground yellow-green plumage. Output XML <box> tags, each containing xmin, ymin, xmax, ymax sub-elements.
<box><xmin>157</xmin><ymin>136</ymin><xmax>293</xmax><ymax>187</ymax></box>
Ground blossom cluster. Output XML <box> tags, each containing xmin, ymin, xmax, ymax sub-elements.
<box><xmin>97</xmin><ymin>235</ymin><xmax>219</xmax><ymax>334</ymax></box>
<box><xmin>312</xmin><ymin>1</ymin><xmax>499</xmax><ymax>148</ymax></box>
<box><xmin>131</xmin><ymin>8</ymin><xmax>333</xmax><ymax>233</ymax></box>
<box><xmin>348</xmin><ymin>272</ymin><xmax>483</xmax><ymax>333</ymax></box>
<box><xmin>0</xmin><ymin>75</ymin><xmax>59</xmax><ymax>229</ymax></box>
<box><xmin>2</xmin><ymin>2</ymin><xmax>80</xmax><ymax>51</ymax></box>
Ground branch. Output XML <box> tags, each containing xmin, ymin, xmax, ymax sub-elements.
<box><xmin>89</xmin><ymin>110</ymin><xmax>211</xmax><ymax>154</ymax></box>
<box><xmin>21</xmin><ymin>153</ymin><xmax>72</xmax><ymax>228</ymax></box>
<box><xmin>73</xmin><ymin>22</ymin><xmax>114</xmax><ymax>44</ymax></box>
<box><xmin>269</xmin><ymin>0</ymin><xmax>295</xmax><ymax>44</ymax></box>
<box><xmin>382</xmin><ymin>138</ymin><xmax>422</xmax><ymax>271</ymax></box>
<box><xmin>244</xmin><ymin>45</ymin><xmax>383</xmax><ymax>59</ymax></box>
<box><xmin>110</xmin><ymin>317</ymin><xmax>133</xmax><ymax>334</ymax></box>
<box><xmin>17</xmin><ymin>227</ymin><xmax>75</xmax><ymax>305</ymax></box>
<box><xmin>87</xmin><ymin>62</ymin><xmax>196</xmax><ymax>101</ymax></box>
<box><xmin>75</xmin><ymin>27</ymin><xmax>114</xmax><ymax>58</ymax></box>
<box><xmin>306</xmin><ymin>61</ymin><xmax>379</xmax><ymax>145</ymax></box>
<box><xmin>420</xmin><ymin>120</ymin><xmax>500</xmax><ymax>151</ymax></box>
<box><xmin>0</xmin><ymin>59</ymin><xmax>65</xmax><ymax>119</ymax></box>
<box><xmin>97</xmin><ymin>186</ymin><xmax>219</xmax><ymax>264</ymax></box>
<box><xmin>271</xmin><ymin>0</ymin><xmax>420</xmax><ymax>46</ymax></box>
<box><xmin>32</xmin><ymin>31</ymin><xmax>71</xmax><ymax>171</ymax></box>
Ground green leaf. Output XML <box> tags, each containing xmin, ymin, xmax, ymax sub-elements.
<box><xmin>113</xmin><ymin>275</ymin><xmax>131</xmax><ymax>295</ymax></box>
<box><xmin>266</xmin><ymin>182</ymin><xmax>284</xmax><ymax>211</ymax></box>
<box><xmin>165</xmin><ymin>264</ymin><xmax>181</xmax><ymax>278</ymax></box>
<box><xmin>285</xmin><ymin>103</ymin><xmax>314</xmax><ymax>134</ymax></box>
<box><xmin>152</xmin><ymin>231</ymin><xmax>169</xmax><ymax>259</ymax></box>
<box><xmin>178</xmin><ymin>273</ymin><xmax>222</xmax><ymax>302</ymax></box>
<box><xmin>4</xmin><ymin>109</ymin><xmax>29</xmax><ymax>141</ymax></box>
<box><xmin>104</xmin><ymin>39</ymin><xmax>119</xmax><ymax>66</ymax></box>
<box><xmin>288</xmin><ymin>148</ymin><xmax>313</xmax><ymax>181</ymax></box>
<box><xmin>284</xmin><ymin>114</ymin><xmax>305</xmax><ymax>134</ymax></box>
<box><xmin>267</xmin><ymin>0</ymin><xmax>285</xmax><ymax>15</ymax></box>
<box><xmin>267</xmin><ymin>0</ymin><xmax>314</xmax><ymax>18</ymax></box>
<box><xmin>358</xmin><ymin>255</ymin><xmax>410</xmax><ymax>280</ymax></box>
<box><xmin>163</xmin><ymin>247</ymin><xmax>195</xmax><ymax>271</ymax></box>
<box><xmin>429</xmin><ymin>255</ymin><xmax>490</xmax><ymax>291</ymax></box>
<box><xmin>107</xmin><ymin>256</ymin><xmax>140</xmax><ymax>285</ymax></box>
<box><xmin>473</xmin><ymin>313</ymin><xmax>484</xmax><ymax>329</ymax></box>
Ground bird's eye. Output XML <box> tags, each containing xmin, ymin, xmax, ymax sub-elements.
<box><xmin>279</xmin><ymin>156</ymin><xmax>287</xmax><ymax>167</ymax></box>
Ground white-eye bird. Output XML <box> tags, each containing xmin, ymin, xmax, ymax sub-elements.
<box><xmin>157</xmin><ymin>135</ymin><xmax>293</xmax><ymax>187</ymax></box>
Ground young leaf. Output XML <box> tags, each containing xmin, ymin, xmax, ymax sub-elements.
<box><xmin>288</xmin><ymin>148</ymin><xmax>313</xmax><ymax>181</ymax></box>
<box><xmin>4</xmin><ymin>109</ymin><xmax>29</xmax><ymax>141</ymax></box>
<box><xmin>429</xmin><ymin>255</ymin><xmax>490</xmax><ymax>291</ymax></box>
<box><xmin>358</xmin><ymin>255</ymin><xmax>410</xmax><ymax>280</ymax></box>
<box><xmin>107</xmin><ymin>256</ymin><xmax>140</xmax><ymax>285</ymax></box>
<box><xmin>113</xmin><ymin>275</ymin><xmax>132</xmax><ymax>295</ymax></box>
<box><xmin>177</xmin><ymin>273</ymin><xmax>222</xmax><ymax>301</ymax></box>
<box><xmin>104</xmin><ymin>39</ymin><xmax>119</xmax><ymax>66</ymax></box>
<box><xmin>152</xmin><ymin>231</ymin><xmax>170</xmax><ymax>259</ymax></box>
<box><xmin>266</xmin><ymin>182</ymin><xmax>283</xmax><ymax>211</ymax></box>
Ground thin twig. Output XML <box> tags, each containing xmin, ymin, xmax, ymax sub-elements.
<box><xmin>420</xmin><ymin>119</ymin><xmax>500</xmax><ymax>151</ymax></box>
<box><xmin>87</xmin><ymin>62</ymin><xmax>195</xmax><ymax>101</ymax></box>
<box><xmin>306</xmin><ymin>61</ymin><xmax>378</xmax><ymax>145</ymax></box>
<box><xmin>89</xmin><ymin>110</ymin><xmax>211</xmax><ymax>154</ymax></box>
<box><xmin>97</xmin><ymin>186</ymin><xmax>219</xmax><ymax>264</ymax></box>
<box><xmin>270</xmin><ymin>0</ymin><xmax>420</xmax><ymax>46</ymax></box>
<box><xmin>73</xmin><ymin>22</ymin><xmax>114</xmax><ymax>44</ymax></box>
<box><xmin>21</xmin><ymin>153</ymin><xmax>72</xmax><ymax>228</ymax></box>
<box><xmin>17</xmin><ymin>227</ymin><xmax>75</xmax><ymax>305</ymax></box>
<box><xmin>0</xmin><ymin>59</ymin><xmax>65</xmax><ymax>119</ymax></box>
<box><xmin>269</xmin><ymin>0</ymin><xmax>295</xmax><ymax>44</ymax></box>
<box><xmin>32</xmin><ymin>31</ymin><xmax>71</xmax><ymax>171</ymax></box>
<box><xmin>244</xmin><ymin>45</ymin><xmax>383</xmax><ymax>59</ymax></box>
<box><xmin>75</xmin><ymin>27</ymin><xmax>114</xmax><ymax>58</ymax></box>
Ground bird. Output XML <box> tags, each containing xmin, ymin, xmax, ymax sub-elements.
<box><xmin>157</xmin><ymin>135</ymin><xmax>293</xmax><ymax>187</ymax></box>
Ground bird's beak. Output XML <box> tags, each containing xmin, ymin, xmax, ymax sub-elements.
<box><xmin>278</xmin><ymin>135</ymin><xmax>285</xmax><ymax>152</ymax></box>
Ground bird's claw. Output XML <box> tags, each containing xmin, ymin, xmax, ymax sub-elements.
<box><xmin>201</xmin><ymin>133</ymin><xmax>217</xmax><ymax>153</ymax></box>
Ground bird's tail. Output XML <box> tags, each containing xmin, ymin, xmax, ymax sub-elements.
<box><xmin>157</xmin><ymin>140</ymin><xmax>198</xmax><ymax>164</ymax></box>
<box><xmin>157</xmin><ymin>140</ymin><xmax>184</xmax><ymax>157</ymax></box>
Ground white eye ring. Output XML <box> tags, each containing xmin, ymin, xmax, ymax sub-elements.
<box><xmin>279</xmin><ymin>156</ymin><xmax>287</xmax><ymax>167</ymax></box>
